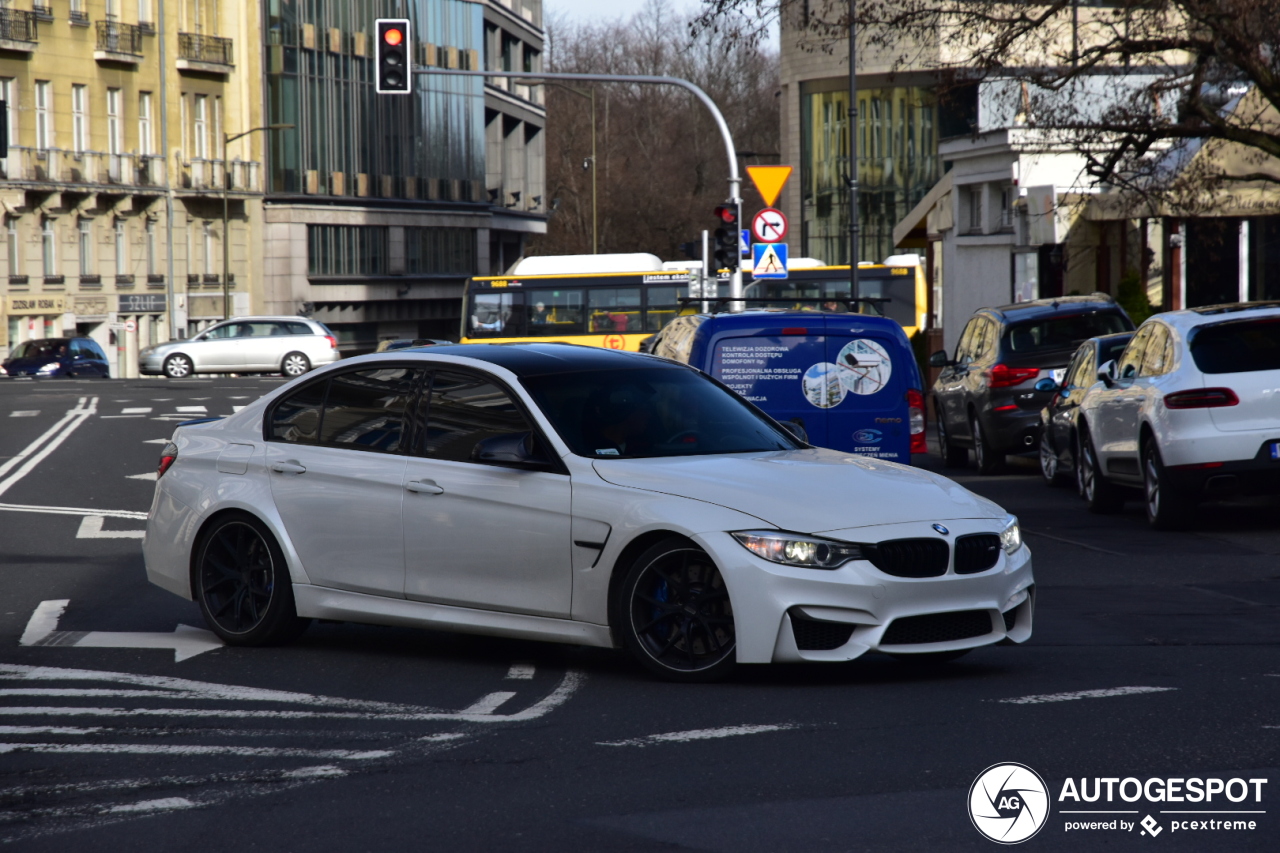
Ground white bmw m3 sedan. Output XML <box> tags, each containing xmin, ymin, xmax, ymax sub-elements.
<box><xmin>144</xmin><ymin>344</ymin><xmax>1035</xmax><ymax>681</ymax></box>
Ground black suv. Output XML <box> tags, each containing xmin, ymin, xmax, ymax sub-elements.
<box><xmin>929</xmin><ymin>295</ymin><xmax>1134</xmax><ymax>473</ymax></box>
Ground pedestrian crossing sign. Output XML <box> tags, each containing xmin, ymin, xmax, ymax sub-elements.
<box><xmin>752</xmin><ymin>242</ymin><xmax>788</xmax><ymax>279</ymax></box>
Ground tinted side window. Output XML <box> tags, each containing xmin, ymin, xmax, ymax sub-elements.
<box><xmin>284</xmin><ymin>322</ymin><xmax>314</xmax><ymax>335</ymax></box>
<box><xmin>318</xmin><ymin>368</ymin><xmax>421</xmax><ymax>453</ymax></box>
<box><xmin>1118</xmin><ymin>326</ymin><xmax>1152</xmax><ymax>379</ymax></box>
<box><xmin>419</xmin><ymin>371</ymin><xmax>532</xmax><ymax>463</ymax></box>
<box><xmin>1190</xmin><ymin>317</ymin><xmax>1280</xmax><ymax>373</ymax></box>
<box><xmin>955</xmin><ymin>319</ymin><xmax>979</xmax><ymax>363</ymax></box>
<box><xmin>270</xmin><ymin>380</ymin><xmax>327</xmax><ymax>443</ymax></box>
<box><xmin>204</xmin><ymin>324</ymin><xmax>233</xmax><ymax>339</ymax></box>
<box><xmin>975</xmin><ymin>319</ymin><xmax>999</xmax><ymax>361</ymax></box>
<box><xmin>1139</xmin><ymin>324</ymin><xmax>1173</xmax><ymax>376</ymax></box>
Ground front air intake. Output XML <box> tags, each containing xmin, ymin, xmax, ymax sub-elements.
<box><xmin>881</xmin><ymin>610</ymin><xmax>993</xmax><ymax>645</ymax></box>
<box><xmin>791</xmin><ymin>614</ymin><xmax>856</xmax><ymax>651</ymax></box>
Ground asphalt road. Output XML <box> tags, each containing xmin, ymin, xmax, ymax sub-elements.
<box><xmin>1</xmin><ymin>377</ymin><xmax>1277</xmax><ymax>852</ymax></box>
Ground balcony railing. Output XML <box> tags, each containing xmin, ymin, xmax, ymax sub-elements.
<box><xmin>3</xmin><ymin>147</ymin><xmax>166</xmax><ymax>188</ymax></box>
<box><xmin>178</xmin><ymin>32</ymin><xmax>233</xmax><ymax>67</ymax></box>
<box><xmin>96</xmin><ymin>20</ymin><xmax>142</xmax><ymax>57</ymax></box>
<box><xmin>0</xmin><ymin>8</ymin><xmax>38</xmax><ymax>44</ymax></box>
<box><xmin>182</xmin><ymin>157</ymin><xmax>261</xmax><ymax>193</ymax></box>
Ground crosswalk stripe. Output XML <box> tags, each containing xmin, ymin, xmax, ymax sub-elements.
<box><xmin>174</xmin><ymin>406</ymin><xmax>207</xmax><ymax>413</ymax></box>
<box><xmin>9</xmin><ymin>411</ymin><xmax>39</xmax><ymax>418</ymax></box>
<box><xmin>121</xmin><ymin>408</ymin><xmax>152</xmax><ymax>415</ymax></box>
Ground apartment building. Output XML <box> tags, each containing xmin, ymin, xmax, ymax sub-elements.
<box><xmin>0</xmin><ymin>0</ymin><xmax>265</xmax><ymax>375</ymax></box>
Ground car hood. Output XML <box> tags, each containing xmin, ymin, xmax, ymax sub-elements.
<box><xmin>591</xmin><ymin>448</ymin><xmax>1009</xmax><ymax>533</ymax></box>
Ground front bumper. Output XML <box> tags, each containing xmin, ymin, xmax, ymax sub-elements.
<box><xmin>698</xmin><ymin>519</ymin><xmax>1035</xmax><ymax>664</ymax></box>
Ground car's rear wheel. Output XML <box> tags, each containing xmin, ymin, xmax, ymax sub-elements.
<box><xmin>163</xmin><ymin>354</ymin><xmax>193</xmax><ymax>379</ymax></box>
<box><xmin>1144</xmin><ymin>442</ymin><xmax>1192</xmax><ymax>530</ymax></box>
<box><xmin>1039</xmin><ymin>431</ymin><xmax>1067</xmax><ymax>486</ymax></box>
<box><xmin>194</xmin><ymin>512</ymin><xmax>309</xmax><ymax>645</ymax></box>
<box><xmin>281</xmin><ymin>352</ymin><xmax>311</xmax><ymax>378</ymax></box>
<box><xmin>615</xmin><ymin>538</ymin><xmax>736</xmax><ymax>682</ymax></box>
<box><xmin>1078</xmin><ymin>429</ymin><xmax>1124</xmax><ymax>514</ymax></box>
<box><xmin>937</xmin><ymin>405</ymin><xmax>968</xmax><ymax>468</ymax></box>
<box><xmin>971</xmin><ymin>415</ymin><xmax>1001</xmax><ymax>475</ymax></box>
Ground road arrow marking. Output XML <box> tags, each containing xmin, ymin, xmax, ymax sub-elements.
<box><xmin>77</xmin><ymin>516</ymin><xmax>146</xmax><ymax>539</ymax></box>
<box><xmin>19</xmin><ymin>600</ymin><xmax>223</xmax><ymax>662</ymax></box>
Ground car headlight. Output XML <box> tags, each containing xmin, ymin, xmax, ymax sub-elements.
<box><xmin>37</xmin><ymin>361</ymin><xmax>61</xmax><ymax>374</ymax></box>
<box><xmin>731</xmin><ymin>530</ymin><xmax>863</xmax><ymax>570</ymax></box>
<box><xmin>1000</xmin><ymin>516</ymin><xmax>1023</xmax><ymax>555</ymax></box>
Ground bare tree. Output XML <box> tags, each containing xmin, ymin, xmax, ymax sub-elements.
<box><xmin>693</xmin><ymin>1</ymin><xmax>1280</xmax><ymax>212</ymax></box>
<box><xmin>529</xmin><ymin>0</ymin><xmax>780</xmax><ymax>259</ymax></box>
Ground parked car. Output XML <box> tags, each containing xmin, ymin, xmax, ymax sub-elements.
<box><xmin>144</xmin><ymin>344</ymin><xmax>1034</xmax><ymax>682</ymax></box>
<box><xmin>375</xmin><ymin>338</ymin><xmax>451</xmax><ymax>352</ymax></box>
<box><xmin>929</xmin><ymin>295</ymin><xmax>1134</xmax><ymax>473</ymax></box>
<box><xmin>1037</xmin><ymin>332</ymin><xmax>1134</xmax><ymax>486</ymax></box>
<box><xmin>1076</xmin><ymin>302</ymin><xmax>1280</xmax><ymax>528</ymax></box>
<box><xmin>139</xmin><ymin>316</ymin><xmax>339</xmax><ymax>379</ymax></box>
<box><xmin>1</xmin><ymin>337</ymin><xmax>110</xmax><ymax>379</ymax></box>
<box><xmin>650</xmin><ymin>310</ymin><xmax>927</xmax><ymax>462</ymax></box>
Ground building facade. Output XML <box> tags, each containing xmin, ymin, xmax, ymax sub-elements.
<box><xmin>1</xmin><ymin>0</ymin><xmax>266</xmax><ymax>374</ymax></box>
<box><xmin>259</xmin><ymin>0</ymin><xmax>546</xmax><ymax>351</ymax></box>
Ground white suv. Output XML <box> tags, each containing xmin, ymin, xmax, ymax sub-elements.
<box><xmin>140</xmin><ymin>316</ymin><xmax>340</xmax><ymax>379</ymax></box>
<box><xmin>1076</xmin><ymin>302</ymin><xmax>1280</xmax><ymax>528</ymax></box>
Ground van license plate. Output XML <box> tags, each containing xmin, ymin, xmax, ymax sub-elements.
<box><xmin>1271</xmin><ymin>441</ymin><xmax>1280</xmax><ymax>460</ymax></box>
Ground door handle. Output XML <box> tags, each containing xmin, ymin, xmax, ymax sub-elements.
<box><xmin>270</xmin><ymin>461</ymin><xmax>306</xmax><ymax>475</ymax></box>
<box><xmin>405</xmin><ymin>479</ymin><xmax>444</xmax><ymax>495</ymax></box>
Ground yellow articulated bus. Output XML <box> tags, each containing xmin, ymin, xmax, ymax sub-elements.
<box><xmin>460</xmin><ymin>253</ymin><xmax>927</xmax><ymax>349</ymax></box>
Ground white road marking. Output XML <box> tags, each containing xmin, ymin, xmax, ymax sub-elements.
<box><xmin>997</xmin><ymin>686</ymin><xmax>1178</xmax><ymax>705</ymax></box>
<box><xmin>125</xmin><ymin>472</ymin><xmax>157</xmax><ymax>481</ymax></box>
<box><xmin>0</xmin><ymin>503</ymin><xmax>147</xmax><ymax>520</ymax></box>
<box><xmin>419</xmin><ymin>733</ymin><xmax>468</xmax><ymax>743</ymax></box>
<box><xmin>76</xmin><ymin>516</ymin><xmax>146</xmax><ymax>539</ymax></box>
<box><xmin>0</xmin><ymin>742</ymin><xmax>393</xmax><ymax>760</ymax></box>
<box><xmin>99</xmin><ymin>415</ymin><xmax>145</xmax><ymax>419</ymax></box>
<box><xmin>0</xmin><ymin>398</ymin><xmax>97</xmax><ymax>498</ymax></box>
<box><xmin>19</xmin><ymin>600</ymin><xmax>69</xmax><ymax>646</ymax></box>
<box><xmin>284</xmin><ymin>765</ymin><xmax>347</xmax><ymax>779</ymax></box>
<box><xmin>143</xmin><ymin>438</ymin><xmax>169</xmax><ymax>444</ymax></box>
<box><xmin>506</xmin><ymin>663</ymin><xmax>535</xmax><ymax>680</ymax></box>
<box><xmin>229</xmin><ymin>396</ymin><xmax>250</xmax><ymax>399</ymax></box>
<box><xmin>107</xmin><ymin>798</ymin><xmax>196</xmax><ymax>814</ymax></box>
<box><xmin>460</xmin><ymin>692</ymin><xmax>517</xmax><ymax>715</ymax></box>
<box><xmin>152</xmin><ymin>398</ymin><xmax>173</xmax><ymax>401</ymax></box>
<box><xmin>19</xmin><ymin>602</ymin><xmax>222</xmax><ymax>662</ymax></box>
<box><xmin>174</xmin><ymin>405</ymin><xmax>207</xmax><ymax>413</ymax></box>
<box><xmin>9</xmin><ymin>410</ymin><xmax>39</xmax><ymax>417</ymax></box>
<box><xmin>0</xmin><ymin>725</ymin><xmax>102</xmax><ymax>735</ymax></box>
<box><xmin>232</xmin><ymin>405</ymin><xmax>246</xmax><ymax>413</ymax></box>
<box><xmin>598</xmin><ymin>724</ymin><xmax>799</xmax><ymax>748</ymax></box>
<box><xmin>189</xmin><ymin>397</ymin><xmax>211</xmax><ymax>401</ymax></box>
<box><xmin>121</xmin><ymin>408</ymin><xmax>152</xmax><ymax>415</ymax></box>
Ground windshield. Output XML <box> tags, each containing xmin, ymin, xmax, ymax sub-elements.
<box><xmin>520</xmin><ymin>366</ymin><xmax>800</xmax><ymax>459</ymax></box>
<box><xmin>13</xmin><ymin>340</ymin><xmax>67</xmax><ymax>360</ymax></box>
<box><xmin>1190</xmin><ymin>317</ymin><xmax>1280</xmax><ymax>374</ymax></box>
<box><xmin>1005</xmin><ymin>312</ymin><xmax>1131</xmax><ymax>356</ymax></box>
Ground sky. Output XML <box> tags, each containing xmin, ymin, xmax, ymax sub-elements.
<box><xmin>544</xmin><ymin>0</ymin><xmax>778</xmax><ymax>47</ymax></box>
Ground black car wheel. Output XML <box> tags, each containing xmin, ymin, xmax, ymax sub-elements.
<box><xmin>1039</xmin><ymin>431</ymin><xmax>1068</xmax><ymax>486</ymax></box>
<box><xmin>194</xmin><ymin>513</ymin><xmax>309</xmax><ymax>645</ymax></box>
<box><xmin>1144</xmin><ymin>442</ymin><xmax>1192</xmax><ymax>530</ymax></box>
<box><xmin>1078</xmin><ymin>429</ymin><xmax>1124</xmax><ymax>514</ymax></box>
<box><xmin>937</xmin><ymin>404</ymin><xmax>968</xmax><ymax>468</ymax></box>
<box><xmin>615</xmin><ymin>537</ymin><xmax>736</xmax><ymax>682</ymax></box>
<box><xmin>163</xmin><ymin>354</ymin><xmax>193</xmax><ymax>379</ymax></box>
<box><xmin>971</xmin><ymin>415</ymin><xmax>1001</xmax><ymax>475</ymax></box>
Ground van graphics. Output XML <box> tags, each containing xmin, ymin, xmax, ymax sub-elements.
<box><xmin>835</xmin><ymin>339</ymin><xmax>892</xmax><ymax>395</ymax></box>
<box><xmin>853</xmin><ymin>429</ymin><xmax>883</xmax><ymax>443</ymax></box>
<box><xmin>713</xmin><ymin>341</ymin><xmax>806</xmax><ymax>404</ymax></box>
<box><xmin>802</xmin><ymin>362</ymin><xmax>845</xmax><ymax>409</ymax></box>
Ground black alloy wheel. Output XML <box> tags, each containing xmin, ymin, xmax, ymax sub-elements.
<box><xmin>1039</xmin><ymin>431</ymin><xmax>1067</xmax><ymax>486</ymax></box>
<box><xmin>616</xmin><ymin>538</ymin><xmax>736</xmax><ymax>682</ymax></box>
<box><xmin>937</xmin><ymin>404</ymin><xmax>968</xmax><ymax>468</ymax></box>
<box><xmin>1077</xmin><ymin>429</ymin><xmax>1124</xmax><ymax>514</ymax></box>
<box><xmin>163</xmin><ymin>353</ymin><xmax>193</xmax><ymax>379</ymax></box>
<box><xmin>194</xmin><ymin>513</ymin><xmax>309</xmax><ymax>645</ymax></box>
<box><xmin>1143</xmin><ymin>441</ymin><xmax>1192</xmax><ymax>530</ymax></box>
<box><xmin>970</xmin><ymin>414</ymin><xmax>1001</xmax><ymax>475</ymax></box>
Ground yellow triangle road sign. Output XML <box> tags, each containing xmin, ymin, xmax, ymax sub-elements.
<box><xmin>746</xmin><ymin>165</ymin><xmax>793</xmax><ymax>208</ymax></box>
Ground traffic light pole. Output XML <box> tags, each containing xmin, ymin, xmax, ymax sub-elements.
<box><xmin>418</xmin><ymin>67</ymin><xmax>745</xmax><ymax>306</ymax></box>
<box><xmin>848</xmin><ymin>2</ymin><xmax>860</xmax><ymax>298</ymax></box>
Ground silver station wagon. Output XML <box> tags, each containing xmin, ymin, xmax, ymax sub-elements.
<box><xmin>140</xmin><ymin>316</ymin><xmax>341</xmax><ymax>379</ymax></box>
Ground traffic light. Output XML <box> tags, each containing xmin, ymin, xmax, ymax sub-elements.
<box><xmin>678</xmin><ymin>240</ymin><xmax>702</xmax><ymax>261</ymax></box>
<box><xmin>712</xmin><ymin>204</ymin><xmax>740</xmax><ymax>272</ymax></box>
<box><xmin>375</xmin><ymin>19</ymin><xmax>412</xmax><ymax>94</ymax></box>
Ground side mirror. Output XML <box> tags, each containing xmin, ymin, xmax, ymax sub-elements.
<box><xmin>928</xmin><ymin>349</ymin><xmax>952</xmax><ymax>368</ymax></box>
<box><xmin>1034</xmin><ymin>378</ymin><xmax>1058</xmax><ymax>393</ymax></box>
<box><xmin>1097</xmin><ymin>359</ymin><xmax>1118</xmax><ymax>387</ymax></box>
<box><xmin>471</xmin><ymin>432</ymin><xmax>551</xmax><ymax>469</ymax></box>
<box><xmin>780</xmin><ymin>418</ymin><xmax>809</xmax><ymax>443</ymax></box>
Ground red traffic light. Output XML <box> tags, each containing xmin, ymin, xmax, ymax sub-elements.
<box><xmin>383</xmin><ymin>27</ymin><xmax>404</xmax><ymax>46</ymax></box>
<box><xmin>714</xmin><ymin>205</ymin><xmax>736</xmax><ymax>224</ymax></box>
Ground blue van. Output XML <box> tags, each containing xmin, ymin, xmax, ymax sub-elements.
<box><xmin>650</xmin><ymin>310</ymin><xmax>926</xmax><ymax>463</ymax></box>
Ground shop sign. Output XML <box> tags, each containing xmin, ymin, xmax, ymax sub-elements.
<box><xmin>4</xmin><ymin>296</ymin><xmax>68</xmax><ymax>315</ymax></box>
<box><xmin>118</xmin><ymin>294</ymin><xmax>168</xmax><ymax>313</ymax></box>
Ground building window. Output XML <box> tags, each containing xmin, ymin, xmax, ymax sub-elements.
<box><xmin>106</xmin><ymin>88</ymin><xmax>122</xmax><ymax>155</ymax></box>
<box><xmin>214</xmin><ymin>96</ymin><xmax>222</xmax><ymax>159</ymax></box>
<box><xmin>115</xmin><ymin>219</ymin><xmax>127</xmax><ymax>275</ymax></box>
<box><xmin>79</xmin><ymin>218</ymin><xmax>93</xmax><ymax>275</ymax></box>
<box><xmin>72</xmin><ymin>85</ymin><xmax>87</xmax><ymax>154</ymax></box>
<box><xmin>968</xmin><ymin>186</ymin><xmax>983</xmax><ymax>234</ymax></box>
<box><xmin>146</xmin><ymin>219</ymin><xmax>156</xmax><ymax>275</ymax></box>
<box><xmin>6</xmin><ymin>218</ymin><xmax>19</xmax><ymax>277</ymax></box>
<box><xmin>138</xmin><ymin>92</ymin><xmax>153</xmax><ymax>155</ymax></box>
<box><xmin>203</xmin><ymin>222</ymin><xmax>213</xmax><ymax>275</ymax></box>
<box><xmin>404</xmin><ymin>228</ymin><xmax>478</xmax><ymax>275</ymax></box>
<box><xmin>34</xmin><ymin>81</ymin><xmax>52</xmax><ymax>150</ymax></box>
<box><xmin>193</xmin><ymin>94</ymin><xmax>208</xmax><ymax>159</ymax></box>
<box><xmin>138</xmin><ymin>0</ymin><xmax>152</xmax><ymax>26</ymax></box>
<box><xmin>1</xmin><ymin>79</ymin><xmax>14</xmax><ymax>152</ymax></box>
<box><xmin>41</xmin><ymin>219</ymin><xmax>56</xmax><ymax>276</ymax></box>
<box><xmin>307</xmin><ymin>225</ymin><xmax>388</xmax><ymax>277</ymax></box>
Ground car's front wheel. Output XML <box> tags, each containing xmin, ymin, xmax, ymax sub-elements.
<box><xmin>163</xmin><ymin>354</ymin><xmax>193</xmax><ymax>379</ymax></box>
<box><xmin>193</xmin><ymin>512</ymin><xmax>309</xmax><ymax>645</ymax></box>
<box><xmin>1039</xmin><ymin>431</ymin><xmax>1067</xmax><ymax>486</ymax></box>
<box><xmin>614</xmin><ymin>537</ymin><xmax>736</xmax><ymax>682</ymax></box>
<box><xmin>281</xmin><ymin>351</ymin><xmax>311</xmax><ymax>378</ymax></box>
<box><xmin>1144</xmin><ymin>441</ymin><xmax>1192</xmax><ymax>530</ymax></box>
<box><xmin>971</xmin><ymin>415</ymin><xmax>1001</xmax><ymax>475</ymax></box>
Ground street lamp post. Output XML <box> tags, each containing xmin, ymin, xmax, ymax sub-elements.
<box><xmin>546</xmin><ymin>82</ymin><xmax>597</xmax><ymax>254</ymax></box>
<box><xmin>222</xmin><ymin>123</ymin><xmax>293</xmax><ymax>320</ymax></box>
<box><xmin>848</xmin><ymin>1</ymin><xmax>860</xmax><ymax>297</ymax></box>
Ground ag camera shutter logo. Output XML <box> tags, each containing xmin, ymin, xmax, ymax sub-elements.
<box><xmin>969</xmin><ymin>763</ymin><xmax>1050</xmax><ymax>844</ymax></box>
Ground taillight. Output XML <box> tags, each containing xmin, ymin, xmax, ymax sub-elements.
<box><xmin>906</xmin><ymin>389</ymin><xmax>927</xmax><ymax>454</ymax></box>
<box><xmin>986</xmin><ymin>363</ymin><xmax>1040</xmax><ymax>388</ymax></box>
<box><xmin>157</xmin><ymin>441</ymin><xmax>178</xmax><ymax>478</ymax></box>
<box><xmin>325</xmin><ymin>335</ymin><xmax>338</xmax><ymax>350</ymax></box>
<box><xmin>1163</xmin><ymin>388</ymin><xmax>1239</xmax><ymax>409</ymax></box>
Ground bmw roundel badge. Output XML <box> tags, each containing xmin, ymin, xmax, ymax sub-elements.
<box><xmin>932</xmin><ymin>524</ymin><xmax>950</xmax><ymax>535</ymax></box>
